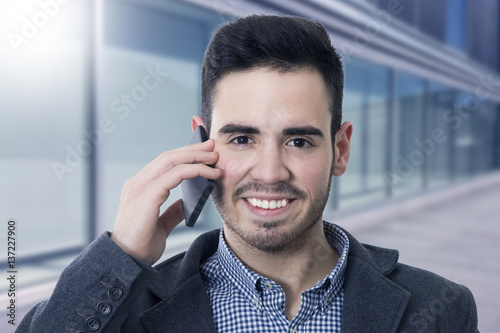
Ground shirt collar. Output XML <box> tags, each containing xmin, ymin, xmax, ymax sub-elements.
<box><xmin>215</xmin><ymin>221</ymin><xmax>350</xmax><ymax>313</ymax></box>
<box><xmin>216</xmin><ymin>229</ymin><xmax>263</xmax><ymax>303</ymax></box>
<box><xmin>319</xmin><ymin>221</ymin><xmax>349</xmax><ymax>312</ymax></box>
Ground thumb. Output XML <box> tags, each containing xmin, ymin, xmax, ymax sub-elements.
<box><xmin>158</xmin><ymin>198</ymin><xmax>185</xmax><ymax>235</ymax></box>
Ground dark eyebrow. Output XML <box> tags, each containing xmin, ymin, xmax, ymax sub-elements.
<box><xmin>218</xmin><ymin>124</ymin><xmax>260</xmax><ymax>135</ymax></box>
<box><xmin>282</xmin><ymin>126</ymin><xmax>324</xmax><ymax>138</ymax></box>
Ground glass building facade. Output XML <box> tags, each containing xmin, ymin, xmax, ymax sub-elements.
<box><xmin>1</xmin><ymin>0</ymin><xmax>499</xmax><ymax>312</ymax></box>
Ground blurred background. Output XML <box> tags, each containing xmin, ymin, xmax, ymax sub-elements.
<box><xmin>1</xmin><ymin>0</ymin><xmax>499</xmax><ymax>331</ymax></box>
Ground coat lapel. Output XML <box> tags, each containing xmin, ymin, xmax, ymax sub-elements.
<box><xmin>341</xmin><ymin>230</ymin><xmax>411</xmax><ymax>333</ymax></box>
<box><xmin>139</xmin><ymin>230</ymin><xmax>220</xmax><ymax>333</ymax></box>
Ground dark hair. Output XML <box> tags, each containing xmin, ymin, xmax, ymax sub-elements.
<box><xmin>201</xmin><ymin>14</ymin><xmax>344</xmax><ymax>143</ymax></box>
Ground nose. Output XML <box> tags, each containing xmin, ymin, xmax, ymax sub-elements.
<box><xmin>249</xmin><ymin>143</ymin><xmax>291</xmax><ymax>185</ymax></box>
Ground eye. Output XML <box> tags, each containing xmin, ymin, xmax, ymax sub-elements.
<box><xmin>230</xmin><ymin>136</ymin><xmax>254</xmax><ymax>145</ymax></box>
<box><xmin>287</xmin><ymin>138</ymin><xmax>311</xmax><ymax>148</ymax></box>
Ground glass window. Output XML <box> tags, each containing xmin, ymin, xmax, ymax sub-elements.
<box><xmin>97</xmin><ymin>0</ymin><xmax>225</xmax><ymax>251</ymax></box>
<box><xmin>427</xmin><ymin>83</ymin><xmax>454</xmax><ymax>188</ymax></box>
<box><xmin>453</xmin><ymin>92</ymin><xmax>476</xmax><ymax>180</ymax></box>
<box><xmin>377</xmin><ymin>0</ymin><xmax>416</xmax><ymax>27</ymax></box>
<box><xmin>445</xmin><ymin>0</ymin><xmax>467</xmax><ymax>52</ymax></box>
<box><xmin>0</xmin><ymin>1</ymin><xmax>90</xmax><ymax>258</ymax></box>
<box><xmin>392</xmin><ymin>72</ymin><xmax>426</xmax><ymax>196</ymax></box>
<box><xmin>0</xmin><ymin>1</ymin><xmax>94</xmax><ymax>291</ymax></box>
<box><xmin>471</xmin><ymin>100</ymin><xmax>496</xmax><ymax>174</ymax></box>
<box><xmin>495</xmin><ymin>104</ymin><xmax>500</xmax><ymax>169</ymax></box>
<box><xmin>338</xmin><ymin>58</ymin><xmax>390</xmax><ymax>208</ymax></box>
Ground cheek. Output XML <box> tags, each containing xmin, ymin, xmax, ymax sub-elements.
<box><xmin>215</xmin><ymin>152</ymin><xmax>247</xmax><ymax>190</ymax></box>
<box><xmin>295</xmin><ymin>156</ymin><xmax>333</xmax><ymax>192</ymax></box>
<box><xmin>298</xmin><ymin>166</ymin><xmax>327</xmax><ymax>190</ymax></box>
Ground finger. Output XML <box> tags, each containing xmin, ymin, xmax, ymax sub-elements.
<box><xmin>149</xmin><ymin>163</ymin><xmax>221</xmax><ymax>200</ymax></box>
<box><xmin>158</xmin><ymin>198</ymin><xmax>184</xmax><ymax>234</ymax></box>
<box><xmin>154</xmin><ymin>137</ymin><xmax>215</xmax><ymax>160</ymax></box>
<box><xmin>132</xmin><ymin>139</ymin><xmax>217</xmax><ymax>185</ymax></box>
<box><xmin>138</xmin><ymin>139</ymin><xmax>215</xmax><ymax>174</ymax></box>
<box><xmin>138</xmin><ymin>149</ymin><xmax>219</xmax><ymax>184</ymax></box>
<box><xmin>181</xmin><ymin>138</ymin><xmax>216</xmax><ymax>151</ymax></box>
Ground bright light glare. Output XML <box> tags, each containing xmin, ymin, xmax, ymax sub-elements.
<box><xmin>0</xmin><ymin>0</ymin><xmax>84</xmax><ymax>61</ymax></box>
<box><xmin>0</xmin><ymin>0</ymin><xmax>89</xmax><ymax>121</ymax></box>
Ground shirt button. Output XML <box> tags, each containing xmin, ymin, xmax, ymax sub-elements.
<box><xmin>291</xmin><ymin>329</ymin><xmax>299</xmax><ymax>333</ymax></box>
<box><xmin>108</xmin><ymin>287</ymin><xmax>123</xmax><ymax>300</ymax></box>
<box><xmin>97</xmin><ymin>301</ymin><xmax>112</xmax><ymax>315</ymax></box>
<box><xmin>86</xmin><ymin>316</ymin><xmax>101</xmax><ymax>331</ymax></box>
<box><xmin>264</xmin><ymin>281</ymin><xmax>273</xmax><ymax>290</ymax></box>
<box><xmin>252</xmin><ymin>298</ymin><xmax>260</xmax><ymax>309</ymax></box>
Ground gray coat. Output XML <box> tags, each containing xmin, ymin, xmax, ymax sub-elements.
<box><xmin>17</xmin><ymin>226</ymin><xmax>478</xmax><ymax>332</ymax></box>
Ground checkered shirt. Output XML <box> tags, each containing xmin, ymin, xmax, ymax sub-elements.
<box><xmin>200</xmin><ymin>221</ymin><xmax>349</xmax><ymax>333</ymax></box>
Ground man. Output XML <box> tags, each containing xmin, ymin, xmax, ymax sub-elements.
<box><xmin>18</xmin><ymin>15</ymin><xmax>478</xmax><ymax>332</ymax></box>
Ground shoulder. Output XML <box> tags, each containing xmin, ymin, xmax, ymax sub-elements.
<box><xmin>390</xmin><ymin>260</ymin><xmax>475</xmax><ymax>305</ymax></box>
<box><xmin>359</xmin><ymin>241</ymin><xmax>475</xmax><ymax>308</ymax></box>
<box><xmin>391</xmin><ymin>262</ymin><xmax>478</xmax><ymax>332</ymax></box>
<box><xmin>363</xmin><ymin>244</ymin><xmax>478</xmax><ymax>331</ymax></box>
<box><xmin>336</xmin><ymin>224</ymin><xmax>478</xmax><ymax>332</ymax></box>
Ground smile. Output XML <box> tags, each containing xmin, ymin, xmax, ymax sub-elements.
<box><xmin>245</xmin><ymin>198</ymin><xmax>289</xmax><ymax>210</ymax></box>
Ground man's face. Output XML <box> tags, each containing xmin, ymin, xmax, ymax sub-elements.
<box><xmin>210</xmin><ymin>67</ymin><xmax>334</xmax><ymax>253</ymax></box>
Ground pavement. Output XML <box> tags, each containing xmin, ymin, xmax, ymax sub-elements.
<box><xmin>334</xmin><ymin>172</ymin><xmax>500</xmax><ymax>333</ymax></box>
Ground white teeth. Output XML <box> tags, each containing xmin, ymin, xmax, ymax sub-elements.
<box><xmin>269</xmin><ymin>200</ymin><xmax>276</xmax><ymax>209</ymax></box>
<box><xmin>247</xmin><ymin>198</ymin><xmax>289</xmax><ymax>209</ymax></box>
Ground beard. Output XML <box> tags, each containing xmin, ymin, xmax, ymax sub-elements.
<box><xmin>212</xmin><ymin>177</ymin><xmax>332</xmax><ymax>254</ymax></box>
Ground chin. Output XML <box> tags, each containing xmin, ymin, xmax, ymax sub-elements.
<box><xmin>227</xmin><ymin>218</ymin><xmax>317</xmax><ymax>254</ymax></box>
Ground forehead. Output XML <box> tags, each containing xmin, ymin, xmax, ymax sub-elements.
<box><xmin>211</xmin><ymin>67</ymin><xmax>331</xmax><ymax>133</ymax></box>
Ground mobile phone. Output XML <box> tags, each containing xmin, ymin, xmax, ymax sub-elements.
<box><xmin>180</xmin><ymin>126</ymin><xmax>215</xmax><ymax>227</ymax></box>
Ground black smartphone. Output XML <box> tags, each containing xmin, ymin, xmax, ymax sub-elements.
<box><xmin>180</xmin><ymin>126</ymin><xmax>215</xmax><ymax>227</ymax></box>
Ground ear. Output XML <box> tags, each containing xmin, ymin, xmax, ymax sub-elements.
<box><xmin>332</xmin><ymin>121</ymin><xmax>353</xmax><ymax>177</ymax></box>
<box><xmin>191</xmin><ymin>115</ymin><xmax>205</xmax><ymax>132</ymax></box>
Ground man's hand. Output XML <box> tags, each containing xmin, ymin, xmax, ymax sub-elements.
<box><xmin>110</xmin><ymin>139</ymin><xmax>221</xmax><ymax>266</ymax></box>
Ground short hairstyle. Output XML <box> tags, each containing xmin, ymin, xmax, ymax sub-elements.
<box><xmin>201</xmin><ymin>15</ymin><xmax>344</xmax><ymax>143</ymax></box>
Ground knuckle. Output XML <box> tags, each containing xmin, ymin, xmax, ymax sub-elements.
<box><xmin>159</xmin><ymin>150</ymin><xmax>172</xmax><ymax>159</ymax></box>
<box><xmin>122</xmin><ymin>178</ymin><xmax>133</xmax><ymax>190</ymax></box>
<box><xmin>123</xmin><ymin>176</ymin><xmax>144</xmax><ymax>195</ymax></box>
<box><xmin>159</xmin><ymin>151</ymin><xmax>177</xmax><ymax>168</ymax></box>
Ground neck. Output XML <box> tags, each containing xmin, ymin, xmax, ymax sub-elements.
<box><xmin>224</xmin><ymin>221</ymin><xmax>339</xmax><ymax>319</ymax></box>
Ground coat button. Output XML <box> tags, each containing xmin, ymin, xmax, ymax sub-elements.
<box><xmin>108</xmin><ymin>287</ymin><xmax>123</xmax><ymax>300</ymax></box>
<box><xmin>97</xmin><ymin>301</ymin><xmax>112</xmax><ymax>315</ymax></box>
<box><xmin>86</xmin><ymin>316</ymin><xmax>101</xmax><ymax>331</ymax></box>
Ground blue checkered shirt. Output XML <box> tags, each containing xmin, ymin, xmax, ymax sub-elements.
<box><xmin>200</xmin><ymin>221</ymin><xmax>349</xmax><ymax>332</ymax></box>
